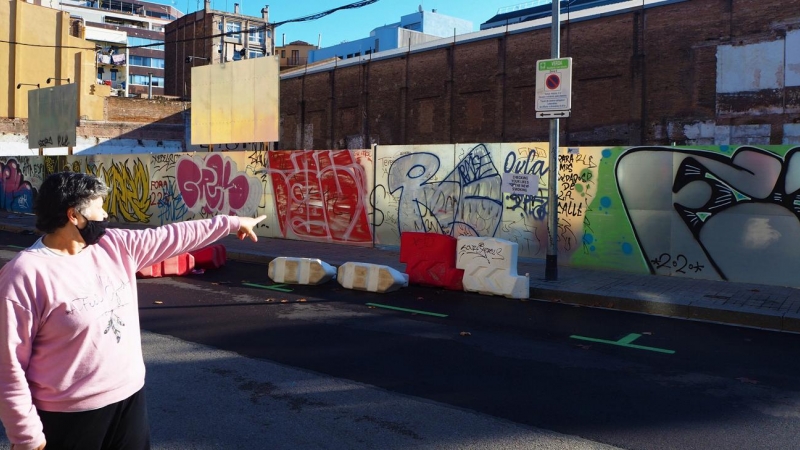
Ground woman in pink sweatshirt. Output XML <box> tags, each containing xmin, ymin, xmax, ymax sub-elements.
<box><xmin>0</xmin><ymin>171</ymin><xmax>265</xmax><ymax>450</ymax></box>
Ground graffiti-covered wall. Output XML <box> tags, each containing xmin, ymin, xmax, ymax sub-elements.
<box><xmin>3</xmin><ymin>143</ymin><xmax>800</xmax><ymax>288</ymax></box>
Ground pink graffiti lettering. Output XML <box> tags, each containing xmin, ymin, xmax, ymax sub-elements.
<box><xmin>176</xmin><ymin>154</ymin><xmax>254</xmax><ymax>215</ymax></box>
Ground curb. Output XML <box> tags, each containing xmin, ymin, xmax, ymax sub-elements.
<box><xmin>530</xmin><ymin>286</ymin><xmax>797</xmax><ymax>334</ymax></box>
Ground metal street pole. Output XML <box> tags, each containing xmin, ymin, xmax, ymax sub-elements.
<box><xmin>545</xmin><ymin>0</ymin><xmax>560</xmax><ymax>281</ymax></box>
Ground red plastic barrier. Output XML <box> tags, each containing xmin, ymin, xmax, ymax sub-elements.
<box><xmin>189</xmin><ymin>244</ymin><xmax>227</xmax><ymax>270</ymax></box>
<box><xmin>137</xmin><ymin>261</ymin><xmax>162</xmax><ymax>278</ymax></box>
<box><xmin>136</xmin><ymin>253</ymin><xmax>195</xmax><ymax>278</ymax></box>
<box><xmin>399</xmin><ymin>232</ymin><xmax>464</xmax><ymax>290</ymax></box>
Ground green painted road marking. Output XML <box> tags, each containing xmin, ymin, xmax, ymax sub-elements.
<box><xmin>6</xmin><ymin>245</ymin><xmax>25</xmax><ymax>249</ymax></box>
<box><xmin>366</xmin><ymin>303</ymin><xmax>448</xmax><ymax>318</ymax></box>
<box><xmin>242</xmin><ymin>282</ymin><xmax>293</xmax><ymax>293</ymax></box>
<box><xmin>570</xmin><ymin>333</ymin><xmax>675</xmax><ymax>354</ymax></box>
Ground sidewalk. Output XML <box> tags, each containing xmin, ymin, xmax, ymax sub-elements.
<box><xmin>2</xmin><ymin>211</ymin><xmax>799</xmax><ymax>334</ymax></box>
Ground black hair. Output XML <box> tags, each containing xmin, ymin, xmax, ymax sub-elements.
<box><xmin>34</xmin><ymin>172</ymin><xmax>109</xmax><ymax>234</ymax></box>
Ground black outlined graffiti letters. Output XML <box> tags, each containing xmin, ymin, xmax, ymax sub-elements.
<box><xmin>388</xmin><ymin>144</ymin><xmax>503</xmax><ymax>238</ymax></box>
<box><xmin>617</xmin><ymin>146</ymin><xmax>800</xmax><ymax>285</ymax></box>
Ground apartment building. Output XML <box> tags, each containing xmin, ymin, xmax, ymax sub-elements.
<box><xmin>275</xmin><ymin>40</ymin><xmax>316</xmax><ymax>71</ymax></box>
<box><xmin>163</xmin><ymin>0</ymin><xmax>273</xmax><ymax>98</ymax></box>
<box><xmin>57</xmin><ymin>0</ymin><xmax>182</xmax><ymax>96</ymax></box>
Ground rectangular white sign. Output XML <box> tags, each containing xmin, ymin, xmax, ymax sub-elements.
<box><xmin>502</xmin><ymin>173</ymin><xmax>539</xmax><ymax>196</ymax></box>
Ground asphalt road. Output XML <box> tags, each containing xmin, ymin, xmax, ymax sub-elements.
<box><xmin>2</xmin><ymin>231</ymin><xmax>800</xmax><ymax>449</ymax></box>
<box><xmin>133</xmin><ymin>260</ymin><xmax>800</xmax><ymax>450</ymax></box>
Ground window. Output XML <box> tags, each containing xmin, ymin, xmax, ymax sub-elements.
<box><xmin>129</xmin><ymin>55</ymin><xmax>164</xmax><ymax>68</ymax></box>
<box><xmin>249</xmin><ymin>49</ymin><xmax>263</xmax><ymax>58</ymax></box>
<box><xmin>226</xmin><ymin>21</ymin><xmax>241</xmax><ymax>40</ymax></box>
<box><xmin>248</xmin><ymin>26</ymin><xmax>264</xmax><ymax>44</ymax></box>
<box><xmin>281</xmin><ymin>50</ymin><xmax>286</xmax><ymax>58</ymax></box>
<box><xmin>129</xmin><ymin>74</ymin><xmax>164</xmax><ymax>86</ymax></box>
<box><xmin>127</xmin><ymin>37</ymin><xmax>163</xmax><ymax>51</ymax></box>
<box><xmin>110</xmin><ymin>69</ymin><xmax>117</xmax><ymax>81</ymax></box>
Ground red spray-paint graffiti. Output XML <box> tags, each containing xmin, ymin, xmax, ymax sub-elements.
<box><xmin>268</xmin><ymin>150</ymin><xmax>372</xmax><ymax>244</ymax></box>
<box><xmin>176</xmin><ymin>154</ymin><xmax>262</xmax><ymax>216</ymax></box>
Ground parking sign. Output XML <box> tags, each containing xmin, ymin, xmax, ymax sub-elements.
<box><xmin>535</xmin><ymin>57</ymin><xmax>572</xmax><ymax>116</ymax></box>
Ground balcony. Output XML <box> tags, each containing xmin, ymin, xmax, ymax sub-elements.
<box><xmin>284</xmin><ymin>56</ymin><xmax>308</xmax><ymax>67</ymax></box>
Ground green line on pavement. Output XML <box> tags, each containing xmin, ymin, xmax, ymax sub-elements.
<box><xmin>366</xmin><ymin>303</ymin><xmax>448</xmax><ymax>318</ymax></box>
<box><xmin>570</xmin><ymin>333</ymin><xmax>675</xmax><ymax>354</ymax></box>
<box><xmin>242</xmin><ymin>282</ymin><xmax>293</xmax><ymax>292</ymax></box>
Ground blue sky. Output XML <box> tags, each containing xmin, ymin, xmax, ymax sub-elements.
<box><xmin>164</xmin><ymin>0</ymin><xmax>523</xmax><ymax>47</ymax></box>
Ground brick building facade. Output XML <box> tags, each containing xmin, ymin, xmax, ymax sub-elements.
<box><xmin>278</xmin><ymin>0</ymin><xmax>800</xmax><ymax>150</ymax></box>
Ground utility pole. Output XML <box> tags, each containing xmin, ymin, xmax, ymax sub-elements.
<box><xmin>545</xmin><ymin>0</ymin><xmax>560</xmax><ymax>281</ymax></box>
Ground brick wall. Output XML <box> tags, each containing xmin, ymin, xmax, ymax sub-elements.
<box><xmin>106</xmin><ymin>97</ymin><xmax>188</xmax><ymax>124</ymax></box>
<box><xmin>278</xmin><ymin>0</ymin><xmax>800</xmax><ymax>149</ymax></box>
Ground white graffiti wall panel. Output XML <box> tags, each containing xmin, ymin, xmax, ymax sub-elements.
<box><xmin>616</xmin><ymin>146</ymin><xmax>800</xmax><ymax>285</ymax></box>
<box><xmin>451</xmin><ymin>143</ymin><xmax>504</xmax><ymax>239</ymax></box>
<box><xmin>266</xmin><ymin>149</ymin><xmax>375</xmax><ymax>245</ymax></box>
<box><xmin>497</xmin><ymin>144</ymin><xmax>604</xmax><ymax>259</ymax></box>
<box><xmin>372</xmin><ymin>144</ymin><xmax>457</xmax><ymax>245</ymax></box>
<box><xmin>241</xmin><ymin>148</ymin><xmax>281</xmax><ymax>238</ymax></box>
<box><xmin>7</xmin><ymin>145</ymin><xmax>800</xmax><ymax>289</ymax></box>
<box><xmin>175</xmin><ymin>153</ymin><xmax>263</xmax><ymax>218</ymax></box>
<box><xmin>0</xmin><ymin>156</ymin><xmax>44</xmax><ymax>213</ymax></box>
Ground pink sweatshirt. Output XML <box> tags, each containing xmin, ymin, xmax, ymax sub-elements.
<box><xmin>0</xmin><ymin>216</ymin><xmax>240</xmax><ymax>448</ymax></box>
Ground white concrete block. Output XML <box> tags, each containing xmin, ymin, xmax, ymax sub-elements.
<box><xmin>268</xmin><ymin>257</ymin><xmax>336</xmax><ymax>285</ymax></box>
<box><xmin>699</xmin><ymin>121</ymin><xmax>717</xmax><ymax>138</ymax></box>
<box><xmin>783</xmin><ymin>124</ymin><xmax>800</xmax><ymax>145</ymax></box>
<box><xmin>732</xmin><ymin>124</ymin><xmax>770</xmax><ymax>138</ymax></box>
<box><xmin>715</xmin><ymin>125</ymin><xmax>731</xmax><ymax>145</ymax></box>
<box><xmin>456</xmin><ymin>237</ymin><xmax>530</xmax><ymax>299</ymax></box>
<box><xmin>337</xmin><ymin>262</ymin><xmax>409</xmax><ymax>293</ymax></box>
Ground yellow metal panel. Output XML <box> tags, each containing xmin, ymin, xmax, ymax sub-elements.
<box><xmin>191</xmin><ymin>64</ymin><xmax>212</xmax><ymax>145</ymax></box>
<box><xmin>211</xmin><ymin>63</ymin><xmax>234</xmax><ymax>144</ymax></box>
<box><xmin>231</xmin><ymin>58</ymin><xmax>254</xmax><ymax>143</ymax></box>
<box><xmin>190</xmin><ymin>56</ymin><xmax>280</xmax><ymax>146</ymax></box>
<box><xmin>254</xmin><ymin>56</ymin><xmax>279</xmax><ymax>143</ymax></box>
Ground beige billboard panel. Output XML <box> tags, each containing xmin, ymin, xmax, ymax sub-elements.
<box><xmin>28</xmin><ymin>84</ymin><xmax>78</xmax><ymax>149</ymax></box>
<box><xmin>191</xmin><ymin>56</ymin><xmax>279</xmax><ymax>145</ymax></box>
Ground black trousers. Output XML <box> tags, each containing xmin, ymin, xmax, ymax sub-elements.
<box><xmin>37</xmin><ymin>387</ymin><xmax>151</xmax><ymax>450</ymax></box>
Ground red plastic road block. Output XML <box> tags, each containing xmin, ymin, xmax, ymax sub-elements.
<box><xmin>136</xmin><ymin>253</ymin><xmax>195</xmax><ymax>278</ymax></box>
<box><xmin>189</xmin><ymin>244</ymin><xmax>227</xmax><ymax>270</ymax></box>
<box><xmin>136</xmin><ymin>261</ymin><xmax>163</xmax><ymax>278</ymax></box>
<box><xmin>399</xmin><ymin>232</ymin><xmax>464</xmax><ymax>290</ymax></box>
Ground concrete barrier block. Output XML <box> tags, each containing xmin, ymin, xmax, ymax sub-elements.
<box><xmin>337</xmin><ymin>262</ymin><xmax>409</xmax><ymax>293</ymax></box>
<box><xmin>456</xmin><ymin>237</ymin><xmax>529</xmax><ymax>299</ymax></box>
<box><xmin>268</xmin><ymin>257</ymin><xmax>336</xmax><ymax>285</ymax></box>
